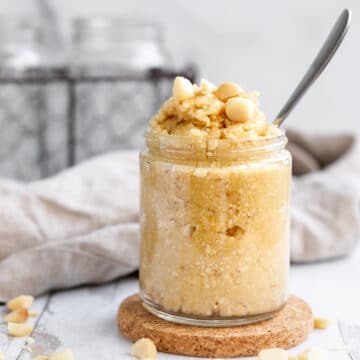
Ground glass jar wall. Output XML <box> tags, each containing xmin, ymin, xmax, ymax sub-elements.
<box><xmin>0</xmin><ymin>17</ymin><xmax>68</xmax><ymax>180</ymax></box>
<box><xmin>70</xmin><ymin>18</ymin><xmax>173</xmax><ymax>160</ymax></box>
<box><xmin>140</xmin><ymin>132</ymin><xmax>291</xmax><ymax>326</ymax></box>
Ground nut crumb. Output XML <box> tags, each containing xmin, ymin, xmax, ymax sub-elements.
<box><xmin>329</xmin><ymin>344</ymin><xmax>352</xmax><ymax>352</ymax></box>
<box><xmin>23</xmin><ymin>344</ymin><xmax>32</xmax><ymax>352</ymax></box>
<box><xmin>131</xmin><ymin>338</ymin><xmax>157</xmax><ymax>360</ymax></box>
<box><xmin>26</xmin><ymin>336</ymin><xmax>35</xmax><ymax>345</ymax></box>
<box><xmin>258</xmin><ymin>348</ymin><xmax>288</xmax><ymax>360</ymax></box>
<box><xmin>298</xmin><ymin>347</ymin><xmax>326</xmax><ymax>360</ymax></box>
<box><xmin>314</xmin><ymin>317</ymin><xmax>332</xmax><ymax>329</ymax></box>
<box><xmin>29</xmin><ymin>310</ymin><xmax>39</xmax><ymax>318</ymax></box>
<box><xmin>24</xmin><ymin>336</ymin><xmax>35</xmax><ymax>351</ymax></box>
<box><xmin>49</xmin><ymin>349</ymin><xmax>74</xmax><ymax>360</ymax></box>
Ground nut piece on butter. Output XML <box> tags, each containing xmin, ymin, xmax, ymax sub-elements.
<box><xmin>216</xmin><ymin>82</ymin><xmax>242</xmax><ymax>101</ymax></box>
<box><xmin>49</xmin><ymin>349</ymin><xmax>74</xmax><ymax>360</ymax></box>
<box><xmin>200</xmin><ymin>78</ymin><xmax>216</xmax><ymax>93</ymax></box>
<box><xmin>131</xmin><ymin>338</ymin><xmax>157</xmax><ymax>360</ymax></box>
<box><xmin>258</xmin><ymin>348</ymin><xmax>288</xmax><ymax>360</ymax></box>
<box><xmin>8</xmin><ymin>322</ymin><xmax>33</xmax><ymax>337</ymax></box>
<box><xmin>4</xmin><ymin>308</ymin><xmax>29</xmax><ymax>323</ymax></box>
<box><xmin>6</xmin><ymin>295</ymin><xmax>34</xmax><ymax>311</ymax></box>
<box><xmin>173</xmin><ymin>76</ymin><xmax>194</xmax><ymax>102</ymax></box>
<box><xmin>314</xmin><ymin>317</ymin><xmax>332</xmax><ymax>329</ymax></box>
<box><xmin>298</xmin><ymin>347</ymin><xmax>326</xmax><ymax>360</ymax></box>
<box><xmin>225</xmin><ymin>97</ymin><xmax>255</xmax><ymax>123</ymax></box>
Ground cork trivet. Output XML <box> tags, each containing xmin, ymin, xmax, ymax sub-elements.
<box><xmin>118</xmin><ymin>294</ymin><xmax>313</xmax><ymax>358</ymax></box>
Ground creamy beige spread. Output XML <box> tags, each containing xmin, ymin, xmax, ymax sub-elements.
<box><xmin>150</xmin><ymin>77</ymin><xmax>280</xmax><ymax>140</ymax></box>
<box><xmin>140</xmin><ymin>77</ymin><xmax>291</xmax><ymax>319</ymax></box>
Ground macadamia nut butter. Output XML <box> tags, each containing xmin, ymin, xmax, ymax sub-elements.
<box><xmin>139</xmin><ymin>77</ymin><xmax>291</xmax><ymax>326</ymax></box>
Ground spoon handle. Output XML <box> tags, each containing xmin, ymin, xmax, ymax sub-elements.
<box><xmin>273</xmin><ymin>9</ymin><xmax>351</xmax><ymax>127</ymax></box>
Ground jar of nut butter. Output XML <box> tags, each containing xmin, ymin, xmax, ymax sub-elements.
<box><xmin>139</xmin><ymin>77</ymin><xmax>291</xmax><ymax>326</ymax></box>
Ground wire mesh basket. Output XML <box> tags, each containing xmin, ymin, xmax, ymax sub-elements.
<box><xmin>0</xmin><ymin>65</ymin><xmax>197</xmax><ymax>181</ymax></box>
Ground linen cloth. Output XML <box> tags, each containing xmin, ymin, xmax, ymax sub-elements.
<box><xmin>288</xmin><ymin>130</ymin><xmax>360</xmax><ymax>262</ymax></box>
<box><xmin>0</xmin><ymin>131</ymin><xmax>359</xmax><ymax>300</ymax></box>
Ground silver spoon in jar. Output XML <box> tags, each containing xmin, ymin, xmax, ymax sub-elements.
<box><xmin>273</xmin><ymin>9</ymin><xmax>351</xmax><ymax>127</ymax></box>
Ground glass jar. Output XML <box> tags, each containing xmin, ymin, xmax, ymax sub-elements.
<box><xmin>0</xmin><ymin>18</ymin><xmax>43</xmax><ymax>70</ymax></box>
<box><xmin>69</xmin><ymin>17</ymin><xmax>172</xmax><ymax>161</ymax></box>
<box><xmin>70</xmin><ymin>17</ymin><xmax>170</xmax><ymax>76</ymax></box>
<box><xmin>140</xmin><ymin>131</ymin><xmax>291</xmax><ymax>326</ymax></box>
<box><xmin>0</xmin><ymin>17</ymin><xmax>68</xmax><ymax>180</ymax></box>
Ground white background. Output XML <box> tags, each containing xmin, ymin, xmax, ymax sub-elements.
<box><xmin>1</xmin><ymin>0</ymin><xmax>359</xmax><ymax>134</ymax></box>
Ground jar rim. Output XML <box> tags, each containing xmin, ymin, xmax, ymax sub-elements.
<box><xmin>145</xmin><ymin>129</ymin><xmax>288</xmax><ymax>160</ymax></box>
<box><xmin>146</xmin><ymin>128</ymin><xmax>286</xmax><ymax>148</ymax></box>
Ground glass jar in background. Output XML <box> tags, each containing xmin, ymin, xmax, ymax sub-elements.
<box><xmin>0</xmin><ymin>18</ymin><xmax>43</xmax><ymax>70</ymax></box>
<box><xmin>70</xmin><ymin>18</ymin><xmax>173</xmax><ymax>162</ymax></box>
<box><xmin>0</xmin><ymin>17</ymin><xmax>68</xmax><ymax>180</ymax></box>
<box><xmin>140</xmin><ymin>131</ymin><xmax>291</xmax><ymax>326</ymax></box>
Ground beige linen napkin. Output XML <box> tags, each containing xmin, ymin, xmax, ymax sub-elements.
<box><xmin>0</xmin><ymin>151</ymin><xmax>140</xmax><ymax>301</ymax></box>
<box><xmin>288</xmin><ymin>130</ymin><xmax>360</xmax><ymax>262</ymax></box>
<box><xmin>0</xmin><ymin>131</ymin><xmax>359</xmax><ymax>300</ymax></box>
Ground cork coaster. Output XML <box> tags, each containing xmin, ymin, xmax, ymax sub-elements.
<box><xmin>118</xmin><ymin>294</ymin><xmax>313</xmax><ymax>358</ymax></box>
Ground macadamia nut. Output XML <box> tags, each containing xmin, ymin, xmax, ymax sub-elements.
<box><xmin>258</xmin><ymin>348</ymin><xmax>288</xmax><ymax>360</ymax></box>
<box><xmin>216</xmin><ymin>82</ymin><xmax>242</xmax><ymax>101</ymax></box>
<box><xmin>225</xmin><ymin>97</ymin><xmax>255</xmax><ymax>123</ymax></box>
<box><xmin>7</xmin><ymin>295</ymin><xmax>34</xmax><ymax>311</ymax></box>
<box><xmin>131</xmin><ymin>338</ymin><xmax>157</xmax><ymax>360</ymax></box>
<box><xmin>4</xmin><ymin>309</ymin><xmax>29</xmax><ymax>323</ymax></box>
<box><xmin>49</xmin><ymin>349</ymin><xmax>74</xmax><ymax>360</ymax></box>
<box><xmin>173</xmin><ymin>76</ymin><xmax>194</xmax><ymax>102</ymax></box>
<box><xmin>8</xmin><ymin>322</ymin><xmax>33</xmax><ymax>337</ymax></box>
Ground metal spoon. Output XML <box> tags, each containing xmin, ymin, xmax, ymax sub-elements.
<box><xmin>273</xmin><ymin>9</ymin><xmax>351</xmax><ymax>127</ymax></box>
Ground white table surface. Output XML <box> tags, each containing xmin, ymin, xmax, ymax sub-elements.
<box><xmin>1</xmin><ymin>246</ymin><xmax>359</xmax><ymax>360</ymax></box>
